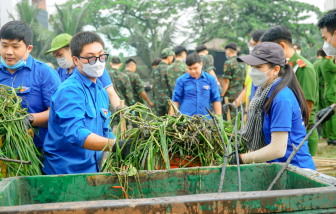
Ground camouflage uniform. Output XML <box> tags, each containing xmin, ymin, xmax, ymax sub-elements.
<box><xmin>108</xmin><ymin>67</ymin><xmax>135</xmax><ymax>126</ymax></box>
<box><xmin>201</xmin><ymin>54</ymin><xmax>216</xmax><ymax>73</ymax></box>
<box><xmin>222</xmin><ymin>56</ymin><xmax>246</xmax><ymax>120</ymax></box>
<box><xmin>166</xmin><ymin>60</ymin><xmax>187</xmax><ymax>95</ymax></box>
<box><xmin>125</xmin><ymin>69</ymin><xmax>145</xmax><ymax>104</ymax></box>
<box><xmin>152</xmin><ymin>48</ymin><xmax>175</xmax><ymax>116</ymax></box>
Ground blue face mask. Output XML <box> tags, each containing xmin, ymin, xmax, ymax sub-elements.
<box><xmin>225</xmin><ymin>55</ymin><xmax>229</xmax><ymax>60</ymax></box>
<box><xmin>1</xmin><ymin>49</ymin><xmax>28</xmax><ymax>70</ymax></box>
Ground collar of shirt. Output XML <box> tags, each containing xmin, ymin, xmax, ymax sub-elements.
<box><xmin>186</xmin><ymin>71</ymin><xmax>206</xmax><ymax>79</ymax></box>
<box><xmin>266</xmin><ymin>78</ymin><xmax>282</xmax><ymax>98</ymax></box>
<box><xmin>0</xmin><ymin>54</ymin><xmax>33</xmax><ymax>73</ymax></box>
<box><xmin>159</xmin><ymin>61</ymin><xmax>168</xmax><ymax>66</ymax></box>
<box><xmin>229</xmin><ymin>56</ymin><xmax>237</xmax><ymax>60</ymax></box>
<box><xmin>289</xmin><ymin>51</ymin><xmax>300</xmax><ymax>67</ymax></box>
<box><xmin>73</xmin><ymin>67</ymin><xmax>103</xmax><ymax>88</ymax></box>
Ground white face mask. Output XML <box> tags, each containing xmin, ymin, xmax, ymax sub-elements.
<box><xmin>57</xmin><ymin>50</ymin><xmax>72</xmax><ymax>69</ymax></box>
<box><xmin>296</xmin><ymin>50</ymin><xmax>301</xmax><ymax>55</ymax></box>
<box><xmin>323</xmin><ymin>34</ymin><xmax>336</xmax><ymax>56</ymax></box>
<box><xmin>249</xmin><ymin>67</ymin><xmax>274</xmax><ymax>87</ymax></box>
<box><xmin>77</xmin><ymin>58</ymin><xmax>105</xmax><ymax>78</ymax></box>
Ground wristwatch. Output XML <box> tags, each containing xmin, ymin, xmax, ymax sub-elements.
<box><xmin>28</xmin><ymin>114</ymin><xmax>34</xmax><ymax>125</ymax></box>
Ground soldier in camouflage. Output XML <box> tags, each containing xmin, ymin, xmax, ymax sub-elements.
<box><xmin>166</xmin><ymin>45</ymin><xmax>188</xmax><ymax>96</ymax></box>
<box><xmin>222</xmin><ymin>42</ymin><xmax>246</xmax><ymax>119</ymax></box>
<box><xmin>108</xmin><ymin>56</ymin><xmax>136</xmax><ymax>126</ymax></box>
<box><xmin>124</xmin><ymin>58</ymin><xmax>154</xmax><ymax>107</ymax></box>
<box><xmin>152</xmin><ymin>48</ymin><xmax>175</xmax><ymax>116</ymax></box>
<box><xmin>151</xmin><ymin>58</ymin><xmax>162</xmax><ymax>69</ymax></box>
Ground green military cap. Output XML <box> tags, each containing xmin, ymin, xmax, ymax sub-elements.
<box><xmin>161</xmin><ymin>48</ymin><xmax>175</xmax><ymax>58</ymax></box>
<box><xmin>111</xmin><ymin>55</ymin><xmax>122</xmax><ymax>64</ymax></box>
<box><xmin>44</xmin><ymin>33</ymin><xmax>72</xmax><ymax>55</ymax></box>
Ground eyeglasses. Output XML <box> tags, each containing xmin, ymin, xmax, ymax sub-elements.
<box><xmin>78</xmin><ymin>53</ymin><xmax>109</xmax><ymax>65</ymax></box>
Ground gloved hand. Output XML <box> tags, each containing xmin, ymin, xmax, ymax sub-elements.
<box><xmin>113</xmin><ymin>138</ymin><xmax>133</xmax><ymax>159</ymax></box>
<box><xmin>116</xmin><ymin>105</ymin><xmax>128</xmax><ymax>112</ymax></box>
<box><xmin>315</xmin><ymin>106</ymin><xmax>335</xmax><ymax>124</ymax></box>
<box><xmin>218</xmin><ymin>84</ymin><xmax>223</xmax><ymax>95</ymax></box>
<box><xmin>229</xmin><ymin>153</ymin><xmax>243</xmax><ymax>165</ymax></box>
<box><xmin>23</xmin><ymin>116</ymin><xmax>31</xmax><ymax>131</ymax></box>
<box><xmin>223</xmin><ymin>103</ymin><xmax>235</xmax><ymax>114</ymax></box>
<box><xmin>23</xmin><ymin>116</ymin><xmax>34</xmax><ymax>139</ymax></box>
<box><xmin>144</xmin><ymin>85</ymin><xmax>152</xmax><ymax>92</ymax></box>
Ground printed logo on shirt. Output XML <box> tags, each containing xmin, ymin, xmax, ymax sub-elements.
<box><xmin>203</xmin><ymin>85</ymin><xmax>210</xmax><ymax>90</ymax></box>
<box><xmin>102</xmin><ymin>108</ymin><xmax>108</xmax><ymax>117</ymax></box>
<box><xmin>20</xmin><ymin>86</ymin><xmax>29</xmax><ymax>93</ymax></box>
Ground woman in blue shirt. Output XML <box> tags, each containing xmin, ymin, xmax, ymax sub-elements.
<box><xmin>234</xmin><ymin>42</ymin><xmax>315</xmax><ymax>170</ymax></box>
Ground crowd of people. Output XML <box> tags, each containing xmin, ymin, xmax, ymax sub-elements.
<box><xmin>1</xmin><ymin>9</ymin><xmax>336</xmax><ymax>175</ymax></box>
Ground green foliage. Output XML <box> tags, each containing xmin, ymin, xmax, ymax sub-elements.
<box><xmin>189</xmin><ymin>0</ymin><xmax>322</xmax><ymax>59</ymax></box>
<box><xmin>51</xmin><ymin>3</ymin><xmax>89</xmax><ymax>36</ymax></box>
<box><xmin>71</xmin><ymin>0</ymin><xmax>189</xmax><ymax>73</ymax></box>
<box><xmin>8</xmin><ymin>1</ymin><xmax>56</xmax><ymax>64</ymax></box>
<box><xmin>8</xmin><ymin>0</ymin><xmax>324</xmax><ymax>70</ymax></box>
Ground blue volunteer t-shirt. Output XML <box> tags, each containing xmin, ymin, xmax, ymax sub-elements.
<box><xmin>263</xmin><ymin>80</ymin><xmax>315</xmax><ymax>170</ymax></box>
<box><xmin>172</xmin><ymin>71</ymin><xmax>220</xmax><ymax>119</ymax></box>
<box><xmin>43</xmin><ymin>68</ymin><xmax>115</xmax><ymax>175</ymax></box>
<box><xmin>250</xmin><ymin>82</ymin><xmax>258</xmax><ymax>101</ymax></box>
<box><xmin>56</xmin><ymin>67</ymin><xmax>113</xmax><ymax>88</ymax></box>
<box><xmin>0</xmin><ymin>55</ymin><xmax>61</xmax><ymax>147</ymax></box>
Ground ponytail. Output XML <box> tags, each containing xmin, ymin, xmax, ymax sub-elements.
<box><xmin>264</xmin><ymin>63</ymin><xmax>309</xmax><ymax>125</ymax></box>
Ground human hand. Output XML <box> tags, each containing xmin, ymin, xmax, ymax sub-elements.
<box><xmin>113</xmin><ymin>138</ymin><xmax>133</xmax><ymax>159</ymax></box>
<box><xmin>229</xmin><ymin>153</ymin><xmax>243</xmax><ymax>165</ymax></box>
<box><xmin>315</xmin><ymin>106</ymin><xmax>335</xmax><ymax>124</ymax></box>
<box><xmin>223</xmin><ymin>103</ymin><xmax>235</xmax><ymax>114</ymax></box>
<box><xmin>116</xmin><ymin>105</ymin><xmax>128</xmax><ymax>112</ymax></box>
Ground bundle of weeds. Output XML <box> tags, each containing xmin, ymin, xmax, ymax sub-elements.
<box><xmin>102</xmin><ymin>102</ymin><xmax>245</xmax><ymax>172</ymax></box>
<box><xmin>0</xmin><ymin>85</ymin><xmax>41</xmax><ymax>178</ymax></box>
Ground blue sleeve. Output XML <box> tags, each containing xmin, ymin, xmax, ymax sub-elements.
<box><xmin>53</xmin><ymin>85</ymin><xmax>92</xmax><ymax>148</ymax></box>
<box><xmin>41</xmin><ymin>66</ymin><xmax>61</xmax><ymax>108</ymax></box>
<box><xmin>250</xmin><ymin>82</ymin><xmax>256</xmax><ymax>101</ymax></box>
<box><xmin>98</xmin><ymin>68</ymin><xmax>113</xmax><ymax>88</ymax></box>
<box><xmin>270</xmin><ymin>100</ymin><xmax>292</xmax><ymax>132</ymax></box>
<box><xmin>210</xmin><ymin>76</ymin><xmax>220</xmax><ymax>102</ymax></box>
<box><xmin>172</xmin><ymin>77</ymin><xmax>183</xmax><ymax>103</ymax></box>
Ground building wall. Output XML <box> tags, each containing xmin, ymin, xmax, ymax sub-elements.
<box><xmin>325</xmin><ymin>0</ymin><xmax>336</xmax><ymax>11</ymax></box>
<box><xmin>0</xmin><ymin>0</ymin><xmax>13</xmax><ymax>27</ymax></box>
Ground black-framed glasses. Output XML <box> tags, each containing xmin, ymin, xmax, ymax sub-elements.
<box><xmin>79</xmin><ymin>53</ymin><xmax>109</xmax><ymax>65</ymax></box>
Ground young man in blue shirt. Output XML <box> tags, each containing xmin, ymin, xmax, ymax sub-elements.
<box><xmin>0</xmin><ymin>21</ymin><xmax>61</xmax><ymax>156</ymax></box>
<box><xmin>42</xmin><ymin>32</ymin><xmax>132</xmax><ymax>175</ymax></box>
<box><xmin>172</xmin><ymin>53</ymin><xmax>222</xmax><ymax>119</ymax></box>
<box><xmin>44</xmin><ymin>33</ymin><xmax>122</xmax><ymax>111</ymax></box>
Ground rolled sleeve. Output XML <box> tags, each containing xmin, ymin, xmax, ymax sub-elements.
<box><xmin>270</xmin><ymin>100</ymin><xmax>292</xmax><ymax>132</ymax></box>
<box><xmin>172</xmin><ymin>77</ymin><xmax>183</xmax><ymax>103</ymax></box>
<box><xmin>210</xmin><ymin>76</ymin><xmax>220</xmax><ymax>102</ymax></box>
<box><xmin>133</xmin><ymin>73</ymin><xmax>145</xmax><ymax>94</ymax></box>
<box><xmin>77</xmin><ymin>128</ymin><xmax>92</xmax><ymax>147</ymax></box>
<box><xmin>41</xmin><ymin>66</ymin><xmax>61</xmax><ymax>107</ymax></box>
<box><xmin>99</xmin><ymin>69</ymin><xmax>113</xmax><ymax>88</ymax></box>
<box><xmin>223</xmin><ymin>61</ymin><xmax>233</xmax><ymax>80</ymax></box>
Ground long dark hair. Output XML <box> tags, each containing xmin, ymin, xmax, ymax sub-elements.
<box><xmin>264</xmin><ymin>63</ymin><xmax>309</xmax><ymax>125</ymax></box>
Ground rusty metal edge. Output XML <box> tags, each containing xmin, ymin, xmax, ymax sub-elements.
<box><xmin>1</xmin><ymin>186</ymin><xmax>336</xmax><ymax>213</ymax></box>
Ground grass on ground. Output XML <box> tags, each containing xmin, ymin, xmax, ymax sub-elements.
<box><xmin>314</xmin><ymin>139</ymin><xmax>336</xmax><ymax>176</ymax></box>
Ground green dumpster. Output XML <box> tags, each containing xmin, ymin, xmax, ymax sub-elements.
<box><xmin>0</xmin><ymin>163</ymin><xmax>336</xmax><ymax>213</ymax></box>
